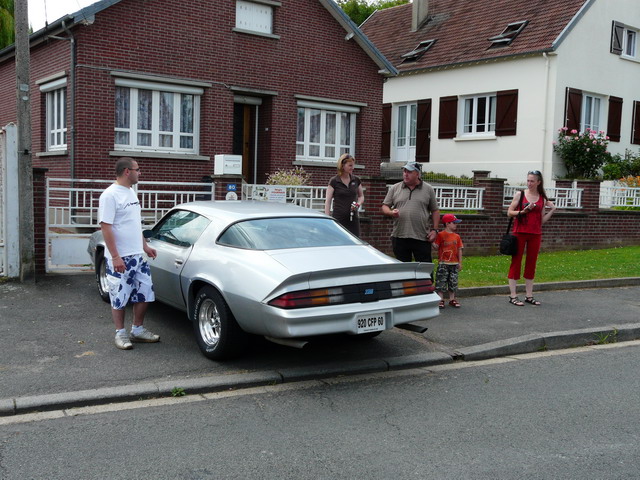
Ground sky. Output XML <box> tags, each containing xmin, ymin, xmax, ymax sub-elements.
<box><xmin>28</xmin><ymin>0</ymin><xmax>96</xmax><ymax>32</ymax></box>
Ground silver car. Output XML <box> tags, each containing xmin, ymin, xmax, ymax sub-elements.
<box><xmin>88</xmin><ymin>201</ymin><xmax>440</xmax><ymax>359</ymax></box>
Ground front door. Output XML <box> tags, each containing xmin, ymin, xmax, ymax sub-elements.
<box><xmin>233</xmin><ymin>103</ymin><xmax>252</xmax><ymax>180</ymax></box>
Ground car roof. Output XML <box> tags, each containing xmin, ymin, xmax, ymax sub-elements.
<box><xmin>175</xmin><ymin>200</ymin><xmax>328</xmax><ymax>223</ymax></box>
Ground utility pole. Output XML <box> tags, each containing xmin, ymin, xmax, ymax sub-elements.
<box><xmin>14</xmin><ymin>0</ymin><xmax>35</xmax><ymax>281</ymax></box>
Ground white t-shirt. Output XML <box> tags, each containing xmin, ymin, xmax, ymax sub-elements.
<box><xmin>98</xmin><ymin>183</ymin><xmax>143</xmax><ymax>259</ymax></box>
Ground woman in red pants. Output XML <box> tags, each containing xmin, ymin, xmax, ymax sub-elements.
<box><xmin>507</xmin><ymin>170</ymin><xmax>556</xmax><ymax>306</ymax></box>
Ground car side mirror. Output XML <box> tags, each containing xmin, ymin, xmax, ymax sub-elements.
<box><xmin>143</xmin><ymin>229</ymin><xmax>155</xmax><ymax>239</ymax></box>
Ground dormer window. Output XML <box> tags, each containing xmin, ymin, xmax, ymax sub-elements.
<box><xmin>488</xmin><ymin>20</ymin><xmax>528</xmax><ymax>47</ymax></box>
<box><xmin>401</xmin><ymin>40</ymin><xmax>436</xmax><ymax>63</ymax></box>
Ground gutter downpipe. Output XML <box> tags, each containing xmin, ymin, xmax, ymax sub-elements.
<box><xmin>541</xmin><ymin>52</ymin><xmax>553</xmax><ymax>184</ymax></box>
<box><xmin>61</xmin><ymin>20</ymin><xmax>76</xmax><ymax>178</ymax></box>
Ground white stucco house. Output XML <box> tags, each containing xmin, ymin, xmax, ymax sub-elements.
<box><xmin>361</xmin><ymin>0</ymin><xmax>640</xmax><ymax>184</ymax></box>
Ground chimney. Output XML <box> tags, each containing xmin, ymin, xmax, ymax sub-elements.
<box><xmin>411</xmin><ymin>0</ymin><xmax>429</xmax><ymax>32</ymax></box>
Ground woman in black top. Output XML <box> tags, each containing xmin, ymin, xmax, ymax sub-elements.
<box><xmin>324</xmin><ymin>153</ymin><xmax>364</xmax><ymax>236</ymax></box>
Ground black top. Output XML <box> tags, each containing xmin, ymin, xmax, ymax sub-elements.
<box><xmin>329</xmin><ymin>174</ymin><xmax>361</xmax><ymax>237</ymax></box>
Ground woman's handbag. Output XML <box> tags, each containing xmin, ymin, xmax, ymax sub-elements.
<box><xmin>499</xmin><ymin>190</ymin><xmax>524</xmax><ymax>255</ymax></box>
<box><xmin>499</xmin><ymin>217</ymin><xmax>518</xmax><ymax>255</ymax></box>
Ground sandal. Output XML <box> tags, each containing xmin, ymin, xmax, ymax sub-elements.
<box><xmin>439</xmin><ymin>300</ymin><xmax>445</xmax><ymax>309</ymax></box>
<box><xmin>448</xmin><ymin>299</ymin><xmax>461</xmax><ymax>308</ymax></box>
<box><xmin>525</xmin><ymin>297</ymin><xmax>541</xmax><ymax>306</ymax></box>
<box><xmin>509</xmin><ymin>296</ymin><xmax>524</xmax><ymax>306</ymax></box>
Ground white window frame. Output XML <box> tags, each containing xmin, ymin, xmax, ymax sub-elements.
<box><xmin>581</xmin><ymin>93</ymin><xmax>604</xmax><ymax>133</ymax></box>
<box><xmin>40</xmin><ymin>78</ymin><xmax>67</xmax><ymax>152</ymax></box>
<box><xmin>296</xmin><ymin>101</ymin><xmax>357</xmax><ymax>163</ymax></box>
<box><xmin>623</xmin><ymin>27</ymin><xmax>638</xmax><ymax>59</ymax></box>
<box><xmin>114</xmin><ymin>78</ymin><xmax>202</xmax><ymax>155</ymax></box>
<box><xmin>460</xmin><ymin>93</ymin><xmax>496</xmax><ymax>136</ymax></box>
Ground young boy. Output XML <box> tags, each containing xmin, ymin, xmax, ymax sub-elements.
<box><xmin>433</xmin><ymin>214</ymin><xmax>464</xmax><ymax>309</ymax></box>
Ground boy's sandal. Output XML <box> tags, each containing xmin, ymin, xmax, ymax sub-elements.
<box><xmin>525</xmin><ymin>297</ymin><xmax>541</xmax><ymax>306</ymax></box>
<box><xmin>509</xmin><ymin>296</ymin><xmax>524</xmax><ymax>306</ymax></box>
<box><xmin>439</xmin><ymin>300</ymin><xmax>445</xmax><ymax>309</ymax></box>
<box><xmin>448</xmin><ymin>300</ymin><xmax>461</xmax><ymax>308</ymax></box>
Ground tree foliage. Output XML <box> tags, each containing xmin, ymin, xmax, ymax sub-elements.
<box><xmin>0</xmin><ymin>0</ymin><xmax>15</xmax><ymax>49</ymax></box>
<box><xmin>337</xmin><ymin>0</ymin><xmax>409</xmax><ymax>26</ymax></box>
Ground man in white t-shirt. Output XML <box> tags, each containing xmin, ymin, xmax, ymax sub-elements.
<box><xmin>98</xmin><ymin>157</ymin><xmax>159</xmax><ymax>350</ymax></box>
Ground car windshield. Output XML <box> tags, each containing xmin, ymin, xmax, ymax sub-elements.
<box><xmin>218</xmin><ymin>217</ymin><xmax>364</xmax><ymax>250</ymax></box>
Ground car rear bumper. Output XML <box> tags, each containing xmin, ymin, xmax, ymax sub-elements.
<box><xmin>258</xmin><ymin>293</ymin><xmax>440</xmax><ymax>338</ymax></box>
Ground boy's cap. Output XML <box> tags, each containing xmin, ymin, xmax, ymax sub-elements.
<box><xmin>402</xmin><ymin>161</ymin><xmax>422</xmax><ymax>172</ymax></box>
<box><xmin>442</xmin><ymin>214</ymin><xmax>461</xmax><ymax>224</ymax></box>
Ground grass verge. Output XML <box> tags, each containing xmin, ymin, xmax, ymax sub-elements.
<box><xmin>456</xmin><ymin>245</ymin><xmax>640</xmax><ymax>288</ymax></box>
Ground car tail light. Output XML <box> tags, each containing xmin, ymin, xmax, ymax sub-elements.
<box><xmin>269</xmin><ymin>288</ymin><xmax>346</xmax><ymax>308</ymax></box>
<box><xmin>268</xmin><ymin>279</ymin><xmax>435</xmax><ymax>309</ymax></box>
<box><xmin>389</xmin><ymin>279</ymin><xmax>435</xmax><ymax>297</ymax></box>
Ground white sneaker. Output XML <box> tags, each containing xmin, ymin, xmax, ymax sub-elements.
<box><xmin>115</xmin><ymin>330</ymin><xmax>133</xmax><ymax>350</ymax></box>
<box><xmin>130</xmin><ymin>326</ymin><xmax>160</xmax><ymax>343</ymax></box>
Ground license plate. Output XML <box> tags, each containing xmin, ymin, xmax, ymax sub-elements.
<box><xmin>356</xmin><ymin>312</ymin><xmax>386</xmax><ymax>334</ymax></box>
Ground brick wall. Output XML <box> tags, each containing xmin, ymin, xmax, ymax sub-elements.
<box><xmin>356</xmin><ymin>172</ymin><xmax>640</xmax><ymax>257</ymax></box>
<box><xmin>1</xmin><ymin>0</ymin><xmax>383</xmax><ymax>186</ymax></box>
<box><xmin>32</xmin><ymin>168</ymin><xmax>48</xmax><ymax>274</ymax></box>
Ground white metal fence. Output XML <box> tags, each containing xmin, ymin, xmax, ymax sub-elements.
<box><xmin>599</xmin><ymin>185</ymin><xmax>640</xmax><ymax>208</ymax></box>
<box><xmin>433</xmin><ymin>185</ymin><xmax>484</xmax><ymax>210</ymax></box>
<box><xmin>241</xmin><ymin>184</ymin><xmax>328</xmax><ymax>211</ymax></box>
<box><xmin>503</xmin><ymin>185</ymin><xmax>583</xmax><ymax>209</ymax></box>
<box><xmin>46</xmin><ymin>178</ymin><xmax>214</xmax><ymax>272</ymax></box>
<box><xmin>242</xmin><ymin>183</ymin><xmax>484</xmax><ymax>211</ymax></box>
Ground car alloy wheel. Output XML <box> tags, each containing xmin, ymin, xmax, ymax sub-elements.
<box><xmin>192</xmin><ymin>286</ymin><xmax>247</xmax><ymax>360</ymax></box>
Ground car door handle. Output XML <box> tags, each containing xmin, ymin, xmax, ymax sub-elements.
<box><xmin>174</xmin><ymin>259</ymin><xmax>184</xmax><ymax>267</ymax></box>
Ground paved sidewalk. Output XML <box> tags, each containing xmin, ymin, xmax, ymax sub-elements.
<box><xmin>1</xmin><ymin>274</ymin><xmax>639</xmax><ymax>416</ymax></box>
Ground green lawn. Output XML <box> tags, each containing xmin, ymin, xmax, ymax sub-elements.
<box><xmin>453</xmin><ymin>245</ymin><xmax>640</xmax><ymax>287</ymax></box>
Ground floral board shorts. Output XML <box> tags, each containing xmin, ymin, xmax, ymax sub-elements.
<box><xmin>106</xmin><ymin>254</ymin><xmax>155</xmax><ymax>310</ymax></box>
<box><xmin>435</xmin><ymin>263</ymin><xmax>459</xmax><ymax>292</ymax></box>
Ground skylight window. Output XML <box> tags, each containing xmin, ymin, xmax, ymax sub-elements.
<box><xmin>488</xmin><ymin>20</ymin><xmax>528</xmax><ymax>47</ymax></box>
<box><xmin>401</xmin><ymin>39</ymin><xmax>436</xmax><ymax>63</ymax></box>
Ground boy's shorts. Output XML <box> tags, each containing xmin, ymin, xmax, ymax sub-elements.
<box><xmin>106</xmin><ymin>254</ymin><xmax>155</xmax><ymax>310</ymax></box>
<box><xmin>435</xmin><ymin>263</ymin><xmax>459</xmax><ymax>292</ymax></box>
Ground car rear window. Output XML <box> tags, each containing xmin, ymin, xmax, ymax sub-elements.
<box><xmin>218</xmin><ymin>217</ymin><xmax>364</xmax><ymax>250</ymax></box>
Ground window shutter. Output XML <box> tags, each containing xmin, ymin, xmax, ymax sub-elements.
<box><xmin>381</xmin><ymin>103</ymin><xmax>392</xmax><ymax>160</ymax></box>
<box><xmin>607</xmin><ymin>96</ymin><xmax>623</xmax><ymax>142</ymax></box>
<box><xmin>564</xmin><ymin>87</ymin><xmax>582</xmax><ymax>132</ymax></box>
<box><xmin>415</xmin><ymin>99</ymin><xmax>432</xmax><ymax>162</ymax></box>
<box><xmin>611</xmin><ymin>21</ymin><xmax>624</xmax><ymax>55</ymax></box>
<box><xmin>632</xmin><ymin>101</ymin><xmax>640</xmax><ymax>145</ymax></box>
<box><xmin>438</xmin><ymin>96</ymin><xmax>457</xmax><ymax>139</ymax></box>
<box><xmin>495</xmin><ymin>89</ymin><xmax>518</xmax><ymax>136</ymax></box>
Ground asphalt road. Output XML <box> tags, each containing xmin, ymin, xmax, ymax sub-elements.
<box><xmin>2</xmin><ymin>343</ymin><xmax>639</xmax><ymax>479</ymax></box>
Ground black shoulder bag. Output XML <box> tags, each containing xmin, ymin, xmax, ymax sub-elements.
<box><xmin>499</xmin><ymin>190</ymin><xmax>524</xmax><ymax>256</ymax></box>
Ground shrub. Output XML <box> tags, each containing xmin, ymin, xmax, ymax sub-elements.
<box><xmin>553</xmin><ymin>127</ymin><xmax>611</xmax><ymax>179</ymax></box>
<box><xmin>602</xmin><ymin>149</ymin><xmax>640</xmax><ymax>180</ymax></box>
<box><xmin>265</xmin><ymin>166</ymin><xmax>311</xmax><ymax>186</ymax></box>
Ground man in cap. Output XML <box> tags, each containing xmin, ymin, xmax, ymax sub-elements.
<box><xmin>381</xmin><ymin>161</ymin><xmax>440</xmax><ymax>263</ymax></box>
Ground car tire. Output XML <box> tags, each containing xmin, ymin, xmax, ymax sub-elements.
<box><xmin>192</xmin><ymin>286</ymin><xmax>247</xmax><ymax>360</ymax></box>
<box><xmin>95</xmin><ymin>250</ymin><xmax>110</xmax><ymax>303</ymax></box>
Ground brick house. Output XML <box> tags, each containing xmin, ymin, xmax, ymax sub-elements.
<box><xmin>0</xmin><ymin>0</ymin><xmax>395</xmax><ymax>186</ymax></box>
<box><xmin>361</xmin><ymin>0</ymin><xmax>640</xmax><ymax>184</ymax></box>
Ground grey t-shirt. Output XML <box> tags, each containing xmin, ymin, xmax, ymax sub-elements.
<box><xmin>383</xmin><ymin>180</ymin><xmax>439</xmax><ymax>240</ymax></box>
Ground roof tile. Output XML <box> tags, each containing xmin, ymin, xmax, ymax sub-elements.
<box><xmin>361</xmin><ymin>0</ymin><xmax>588</xmax><ymax>73</ymax></box>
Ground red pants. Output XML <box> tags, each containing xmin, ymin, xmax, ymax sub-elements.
<box><xmin>508</xmin><ymin>233</ymin><xmax>541</xmax><ymax>280</ymax></box>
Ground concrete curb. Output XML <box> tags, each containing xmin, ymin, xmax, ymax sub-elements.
<box><xmin>457</xmin><ymin>322</ymin><xmax>640</xmax><ymax>362</ymax></box>
<box><xmin>458</xmin><ymin>277</ymin><xmax>640</xmax><ymax>298</ymax></box>
<box><xmin>0</xmin><ymin>352</ymin><xmax>454</xmax><ymax>416</ymax></box>
<box><xmin>2</xmin><ymin>321</ymin><xmax>639</xmax><ymax>416</ymax></box>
